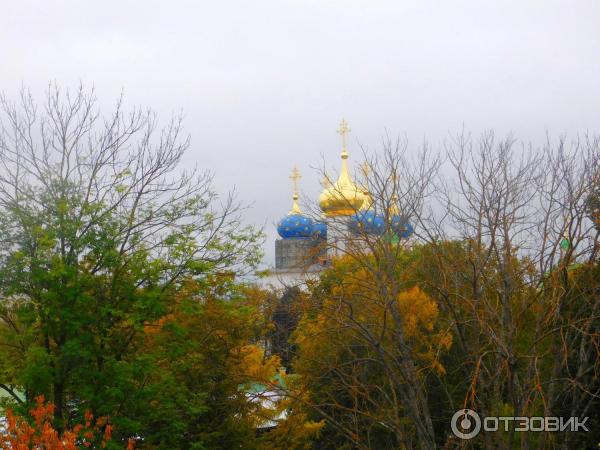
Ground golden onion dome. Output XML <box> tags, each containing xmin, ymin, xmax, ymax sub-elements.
<box><xmin>358</xmin><ymin>161</ymin><xmax>373</xmax><ymax>211</ymax></box>
<box><xmin>359</xmin><ymin>193</ymin><xmax>373</xmax><ymax>211</ymax></box>
<box><xmin>319</xmin><ymin>120</ymin><xmax>366</xmax><ymax>216</ymax></box>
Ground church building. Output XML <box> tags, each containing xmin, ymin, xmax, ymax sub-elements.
<box><xmin>268</xmin><ymin>120</ymin><xmax>414</xmax><ymax>289</ymax></box>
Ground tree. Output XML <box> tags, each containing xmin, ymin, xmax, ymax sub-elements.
<box><xmin>435</xmin><ymin>132</ymin><xmax>599</xmax><ymax>449</ymax></box>
<box><xmin>293</xmin><ymin>254</ymin><xmax>452</xmax><ymax>449</ymax></box>
<box><xmin>0</xmin><ymin>84</ymin><xmax>262</xmax><ymax>433</ymax></box>
<box><xmin>130</xmin><ymin>278</ymin><xmax>322</xmax><ymax>449</ymax></box>
<box><xmin>125</xmin><ymin>279</ymin><xmax>275</xmax><ymax>448</ymax></box>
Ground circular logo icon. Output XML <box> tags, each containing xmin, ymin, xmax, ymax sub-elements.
<box><xmin>451</xmin><ymin>409</ymin><xmax>481</xmax><ymax>440</ymax></box>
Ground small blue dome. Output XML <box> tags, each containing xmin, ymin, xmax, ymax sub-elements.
<box><xmin>350</xmin><ymin>211</ymin><xmax>385</xmax><ymax>235</ymax></box>
<box><xmin>277</xmin><ymin>214</ymin><xmax>314</xmax><ymax>239</ymax></box>
<box><xmin>312</xmin><ymin>220</ymin><xmax>327</xmax><ymax>240</ymax></box>
<box><xmin>391</xmin><ymin>216</ymin><xmax>414</xmax><ymax>239</ymax></box>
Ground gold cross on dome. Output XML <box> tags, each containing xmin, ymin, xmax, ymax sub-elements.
<box><xmin>290</xmin><ymin>166</ymin><xmax>301</xmax><ymax>193</ymax></box>
<box><xmin>337</xmin><ymin>119</ymin><xmax>351</xmax><ymax>150</ymax></box>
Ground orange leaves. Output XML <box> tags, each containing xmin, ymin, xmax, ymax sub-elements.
<box><xmin>103</xmin><ymin>423</ymin><xmax>113</xmax><ymax>445</ymax></box>
<box><xmin>0</xmin><ymin>396</ymin><xmax>128</xmax><ymax>450</ymax></box>
<box><xmin>1</xmin><ymin>397</ymin><xmax>69</xmax><ymax>450</ymax></box>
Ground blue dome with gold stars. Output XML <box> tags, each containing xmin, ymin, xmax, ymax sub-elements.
<box><xmin>277</xmin><ymin>166</ymin><xmax>314</xmax><ymax>239</ymax></box>
<box><xmin>388</xmin><ymin>195</ymin><xmax>414</xmax><ymax>239</ymax></box>
<box><xmin>349</xmin><ymin>210</ymin><xmax>385</xmax><ymax>235</ymax></box>
<box><xmin>277</xmin><ymin>213</ymin><xmax>314</xmax><ymax>239</ymax></box>
<box><xmin>391</xmin><ymin>215</ymin><xmax>414</xmax><ymax>239</ymax></box>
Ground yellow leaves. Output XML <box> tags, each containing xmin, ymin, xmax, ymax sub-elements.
<box><xmin>293</xmin><ymin>313</ymin><xmax>325</xmax><ymax>348</ymax></box>
<box><xmin>233</xmin><ymin>344</ymin><xmax>280</xmax><ymax>383</ymax></box>
<box><xmin>430</xmin><ymin>359</ymin><xmax>447</xmax><ymax>376</ymax></box>
<box><xmin>143</xmin><ymin>313</ymin><xmax>175</xmax><ymax>335</ymax></box>
<box><xmin>240</xmin><ymin>344</ymin><xmax>274</xmax><ymax>379</ymax></box>
<box><xmin>397</xmin><ymin>287</ymin><xmax>453</xmax><ymax>375</ymax></box>
<box><xmin>302</xmin><ymin>419</ymin><xmax>325</xmax><ymax>434</ymax></box>
<box><xmin>258</xmin><ymin>377</ymin><xmax>325</xmax><ymax>450</ymax></box>
<box><xmin>437</xmin><ymin>329</ymin><xmax>453</xmax><ymax>350</ymax></box>
<box><xmin>261</xmin><ymin>414</ymin><xmax>325</xmax><ymax>450</ymax></box>
<box><xmin>329</xmin><ymin>266</ymin><xmax>371</xmax><ymax>300</ymax></box>
<box><xmin>397</xmin><ymin>286</ymin><xmax>439</xmax><ymax>337</ymax></box>
<box><xmin>298</xmin><ymin>277</ymin><xmax>453</xmax><ymax>378</ymax></box>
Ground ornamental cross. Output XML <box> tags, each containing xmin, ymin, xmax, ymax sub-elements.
<box><xmin>290</xmin><ymin>166</ymin><xmax>301</xmax><ymax>193</ymax></box>
<box><xmin>337</xmin><ymin>119</ymin><xmax>351</xmax><ymax>150</ymax></box>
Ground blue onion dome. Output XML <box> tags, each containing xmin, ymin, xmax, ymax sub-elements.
<box><xmin>312</xmin><ymin>218</ymin><xmax>327</xmax><ymax>240</ymax></box>
<box><xmin>277</xmin><ymin>172</ymin><xmax>314</xmax><ymax>239</ymax></box>
<box><xmin>349</xmin><ymin>192</ymin><xmax>386</xmax><ymax>236</ymax></box>
<box><xmin>278</xmin><ymin>167</ymin><xmax>314</xmax><ymax>239</ymax></box>
<box><xmin>391</xmin><ymin>216</ymin><xmax>414</xmax><ymax>239</ymax></box>
<box><xmin>277</xmin><ymin>213</ymin><xmax>314</xmax><ymax>239</ymax></box>
<box><xmin>389</xmin><ymin>195</ymin><xmax>414</xmax><ymax>239</ymax></box>
<box><xmin>350</xmin><ymin>210</ymin><xmax>385</xmax><ymax>235</ymax></box>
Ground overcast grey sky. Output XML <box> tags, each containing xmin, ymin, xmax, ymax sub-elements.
<box><xmin>2</xmin><ymin>0</ymin><xmax>599</xmax><ymax>264</ymax></box>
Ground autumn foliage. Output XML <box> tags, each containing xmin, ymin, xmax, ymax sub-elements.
<box><xmin>0</xmin><ymin>396</ymin><xmax>134</xmax><ymax>450</ymax></box>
